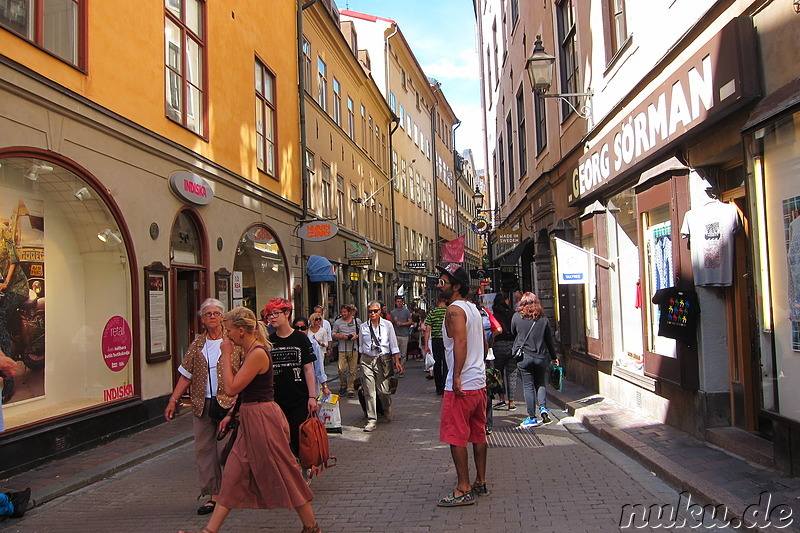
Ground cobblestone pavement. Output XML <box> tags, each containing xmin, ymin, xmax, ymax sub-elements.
<box><xmin>0</xmin><ymin>360</ymin><xmax>776</xmax><ymax>532</ymax></box>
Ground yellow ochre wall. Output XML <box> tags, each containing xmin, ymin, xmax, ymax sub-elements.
<box><xmin>0</xmin><ymin>1</ymin><xmax>301</xmax><ymax>203</ymax></box>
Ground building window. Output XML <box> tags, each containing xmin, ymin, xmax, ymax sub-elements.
<box><xmin>389</xmin><ymin>92</ymin><xmax>396</xmax><ymax>113</ymax></box>
<box><xmin>497</xmin><ymin>144</ymin><xmax>505</xmax><ymax>204</ymax></box>
<box><xmin>0</xmin><ymin>0</ymin><xmax>85</xmax><ymax>67</ymax></box>
<box><xmin>557</xmin><ymin>0</ymin><xmax>579</xmax><ymax>118</ymax></box>
<box><xmin>255</xmin><ymin>59</ymin><xmax>277</xmax><ymax>177</ymax></box>
<box><xmin>305</xmin><ymin>150</ymin><xmax>316</xmax><ymax>211</ymax></box>
<box><xmin>337</xmin><ymin>175</ymin><xmax>345</xmax><ymax>223</ymax></box>
<box><xmin>321</xmin><ymin>163</ymin><xmax>332</xmax><ymax>217</ymax></box>
<box><xmin>511</xmin><ymin>0</ymin><xmax>519</xmax><ymax>26</ymax></box>
<box><xmin>302</xmin><ymin>37</ymin><xmax>312</xmax><ymax>93</ymax></box>
<box><xmin>398</xmin><ymin>104</ymin><xmax>405</xmax><ymax>128</ymax></box>
<box><xmin>506</xmin><ymin>113</ymin><xmax>515</xmax><ymax>192</ymax></box>
<box><xmin>404</xmin><ymin>226</ymin><xmax>410</xmax><ymax>261</ymax></box>
<box><xmin>603</xmin><ymin>0</ymin><xmax>628</xmax><ymax>61</ymax></box>
<box><xmin>401</xmin><ymin>69</ymin><xmax>406</xmax><ymax>89</ymax></box>
<box><xmin>360</xmin><ymin>104</ymin><xmax>367</xmax><ymax>149</ymax></box>
<box><xmin>516</xmin><ymin>87</ymin><xmax>526</xmax><ymax>176</ymax></box>
<box><xmin>368</xmin><ymin>116</ymin><xmax>375</xmax><ymax>158</ymax></box>
<box><xmin>347</xmin><ymin>97</ymin><xmax>355</xmax><ymax>139</ymax></box>
<box><xmin>165</xmin><ymin>0</ymin><xmax>205</xmax><ymax>135</ymax></box>
<box><xmin>332</xmin><ymin>78</ymin><xmax>341</xmax><ymax>126</ymax></box>
<box><xmin>317</xmin><ymin>57</ymin><xmax>328</xmax><ymax>111</ymax></box>
<box><xmin>406</xmin><ymin>115</ymin><xmax>412</xmax><ymax>137</ymax></box>
<box><xmin>402</xmin><ymin>159</ymin><xmax>408</xmax><ymax>196</ymax></box>
<box><xmin>350</xmin><ymin>185</ymin><xmax>359</xmax><ymax>232</ymax></box>
<box><xmin>534</xmin><ymin>92</ymin><xmax>547</xmax><ymax>154</ymax></box>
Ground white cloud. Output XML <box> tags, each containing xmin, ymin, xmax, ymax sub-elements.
<box><xmin>452</xmin><ymin>102</ymin><xmax>486</xmax><ymax>169</ymax></box>
<box><xmin>422</xmin><ymin>50</ymin><xmax>480</xmax><ymax>81</ymax></box>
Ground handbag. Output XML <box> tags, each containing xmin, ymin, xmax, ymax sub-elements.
<box><xmin>206</xmin><ymin>351</ymin><xmax>228</xmax><ymax>423</ymax></box>
<box><xmin>485</xmin><ymin>366</ymin><xmax>504</xmax><ymax>397</ymax></box>
<box><xmin>513</xmin><ymin>320</ymin><xmax>537</xmax><ymax>362</ymax></box>
<box><xmin>549</xmin><ymin>361</ymin><xmax>564</xmax><ymax>392</ymax></box>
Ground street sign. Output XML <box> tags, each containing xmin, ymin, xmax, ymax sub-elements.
<box><xmin>406</xmin><ymin>260</ymin><xmax>427</xmax><ymax>270</ymax></box>
<box><xmin>349</xmin><ymin>258</ymin><xmax>372</xmax><ymax>267</ymax></box>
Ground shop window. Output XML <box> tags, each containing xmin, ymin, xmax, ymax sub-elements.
<box><xmin>581</xmin><ymin>228</ymin><xmax>599</xmax><ymax>341</ymax></box>
<box><xmin>233</xmin><ymin>225</ymin><xmax>287</xmax><ymax>317</ymax></box>
<box><xmin>165</xmin><ymin>0</ymin><xmax>205</xmax><ymax>135</ymax></box>
<box><xmin>0</xmin><ymin>157</ymin><xmax>132</xmax><ymax>430</ymax></box>
<box><xmin>641</xmin><ymin>203</ymin><xmax>676</xmax><ymax>357</ymax></box>
<box><xmin>0</xmin><ymin>0</ymin><xmax>85</xmax><ymax>67</ymax></box>
<box><xmin>170</xmin><ymin>211</ymin><xmax>201</xmax><ymax>264</ymax></box>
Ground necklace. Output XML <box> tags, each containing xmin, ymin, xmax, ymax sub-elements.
<box><xmin>243</xmin><ymin>339</ymin><xmax>258</xmax><ymax>357</ymax></box>
<box><xmin>206</xmin><ymin>330</ymin><xmax>223</xmax><ymax>341</ymax></box>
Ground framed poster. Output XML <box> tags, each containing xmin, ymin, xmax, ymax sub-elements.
<box><xmin>144</xmin><ymin>261</ymin><xmax>171</xmax><ymax>363</ymax></box>
<box><xmin>215</xmin><ymin>268</ymin><xmax>231</xmax><ymax>312</ymax></box>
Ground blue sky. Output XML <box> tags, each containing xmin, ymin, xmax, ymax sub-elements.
<box><xmin>340</xmin><ymin>0</ymin><xmax>484</xmax><ymax>171</ymax></box>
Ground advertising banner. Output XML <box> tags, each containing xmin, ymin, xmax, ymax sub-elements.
<box><xmin>554</xmin><ymin>237</ymin><xmax>590</xmax><ymax>285</ymax></box>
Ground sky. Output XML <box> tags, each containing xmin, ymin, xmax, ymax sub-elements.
<box><xmin>340</xmin><ymin>0</ymin><xmax>485</xmax><ymax>172</ymax></box>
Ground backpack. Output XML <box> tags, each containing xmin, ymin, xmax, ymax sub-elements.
<box><xmin>299</xmin><ymin>414</ymin><xmax>337</xmax><ymax>479</ymax></box>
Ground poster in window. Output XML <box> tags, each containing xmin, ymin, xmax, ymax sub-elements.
<box><xmin>0</xmin><ymin>189</ymin><xmax>45</xmax><ymax>404</ymax></box>
<box><xmin>144</xmin><ymin>262</ymin><xmax>170</xmax><ymax>363</ymax></box>
<box><xmin>782</xmin><ymin>196</ymin><xmax>800</xmax><ymax>350</ymax></box>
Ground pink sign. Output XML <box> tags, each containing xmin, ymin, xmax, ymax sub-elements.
<box><xmin>102</xmin><ymin>316</ymin><xmax>132</xmax><ymax>372</ymax></box>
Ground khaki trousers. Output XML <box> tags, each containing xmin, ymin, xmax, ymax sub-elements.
<box><xmin>360</xmin><ymin>354</ymin><xmax>393</xmax><ymax>421</ymax></box>
<box><xmin>338</xmin><ymin>349</ymin><xmax>358</xmax><ymax>392</ymax></box>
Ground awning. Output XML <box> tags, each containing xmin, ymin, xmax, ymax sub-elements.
<box><xmin>742</xmin><ymin>77</ymin><xmax>800</xmax><ymax>132</ymax></box>
<box><xmin>306</xmin><ymin>255</ymin><xmax>336</xmax><ymax>282</ymax></box>
<box><xmin>502</xmin><ymin>237</ymin><xmax>532</xmax><ymax>265</ymax></box>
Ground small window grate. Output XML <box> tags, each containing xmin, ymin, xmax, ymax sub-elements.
<box><xmin>487</xmin><ymin>426</ymin><xmax>544</xmax><ymax>448</ymax></box>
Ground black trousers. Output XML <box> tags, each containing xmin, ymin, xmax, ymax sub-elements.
<box><xmin>431</xmin><ymin>338</ymin><xmax>447</xmax><ymax>395</ymax></box>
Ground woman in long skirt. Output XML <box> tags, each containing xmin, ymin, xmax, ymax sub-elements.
<box><xmin>179</xmin><ymin>306</ymin><xmax>321</xmax><ymax>533</ymax></box>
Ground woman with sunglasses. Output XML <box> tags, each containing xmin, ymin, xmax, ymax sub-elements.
<box><xmin>292</xmin><ymin>317</ymin><xmax>331</xmax><ymax>398</ymax></box>
<box><xmin>307</xmin><ymin>312</ymin><xmax>331</xmax><ymax>363</ymax></box>
<box><xmin>179</xmin><ymin>306</ymin><xmax>321</xmax><ymax>533</ymax></box>
<box><xmin>165</xmin><ymin>298</ymin><xmax>244</xmax><ymax>516</ymax></box>
<box><xmin>263</xmin><ymin>298</ymin><xmax>318</xmax><ymax>457</ymax></box>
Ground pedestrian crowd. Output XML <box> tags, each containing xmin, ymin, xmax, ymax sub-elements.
<box><xmin>144</xmin><ymin>272</ymin><xmax>560</xmax><ymax>530</ymax></box>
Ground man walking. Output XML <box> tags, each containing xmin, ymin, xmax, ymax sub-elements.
<box><xmin>426</xmin><ymin>296</ymin><xmax>448</xmax><ymax>395</ymax></box>
<box><xmin>332</xmin><ymin>304</ymin><xmax>360</xmax><ymax>398</ymax></box>
<box><xmin>435</xmin><ymin>264</ymin><xmax>489</xmax><ymax>507</ymax></box>
<box><xmin>389</xmin><ymin>296</ymin><xmax>412</xmax><ymax>375</ymax></box>
<box><xmin>359</xmin><ymin>301</ymin><xmax>403</xmax><ymax>432</ymax></box>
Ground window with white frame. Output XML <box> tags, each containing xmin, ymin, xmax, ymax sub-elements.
<box><xmin>255</xmin><ymin>59</ymin><xmax>277</xmax><ymax>178</ymax></box>
<box><xmin>302</xmin><ymin>37</ymin><xmax>312</xmax><ymax>93</ymax></box>
<box><xmin>332</xmin><ymin>78</ymin><xmax>341</xmax><ymax>126</ymax></box>
<box><xmin>350</xmin><ymin>185</ymin><xmax>359</xmax><ymax>232</ymax></box>
<box><xmin>321</xmin><ymin>163</ymin><xmax>332</xmax><ymax>217</ymax></box>
<box><xmin>317</xmin><ymin>57</ymin><xmax>328</xmax><ymax>111</ymax></box>
<box><xmin>337</xmin><ymin>175</ymin><xmax>345</xmax><ymax>223</ymax></box>
<box><xmin>165</xmin><ymin>0</ymin><xmax>205</xmax><ymax>134</ymax></box>
<box><xmin>347</xmin><ymin>97</ymin><xmax>355</xmax><ymax>139</ymax></box>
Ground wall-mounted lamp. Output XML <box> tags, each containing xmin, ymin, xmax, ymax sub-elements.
<box><xmin>24</xmin><ymin>164</ymin><xmax>54</xmax><ymax>181</ymax></box>
<box><xmin>74</xmin><ymin>187</ymin><xmax>91</xmax><ymax>201</ymax></box>
<box><xmin>97</xmin><ymin>228</ymin><xmax>123</xmax><ymax>245</ymax></box>
<box><xmin>526</xmin><ymin>35</ymin><xmax>594</xmax><ymax>122</ymax></box>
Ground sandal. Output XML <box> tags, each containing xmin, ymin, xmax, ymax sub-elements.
<box><xmin>178</xmin><ymin>529</ymin><xmax>217</xmax><ymax>533</ymax></box>
<box><xmin>197</xmin><ymin>500</ymin><xmax>216</xmax><ymax>515</ymax></box>
<box><xmin>436</xmin><ymin>488</ymin><xmax>475</xmax><ymax>507</ymax></box>
<box><xmin>301</xmin><ymin>524</ymin><xmax>322</xmax><ymax>533</ymax></box>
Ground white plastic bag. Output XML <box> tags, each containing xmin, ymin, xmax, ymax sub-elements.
<box><xmin>317</xmin><ymin>393</ymin><xmax>342</xmax><ymax>434</ymax></box>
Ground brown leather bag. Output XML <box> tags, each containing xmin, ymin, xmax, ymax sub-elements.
<box><xmin>299</xmin><ymin>414</ymin><xmax>337</xmax><ymax>480</ymax></box>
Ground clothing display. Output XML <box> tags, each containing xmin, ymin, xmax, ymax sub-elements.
<box><xmin>680</xmin><ymin>200</ymin><xmax>740</xmax><ymax>286</ymax></box>
<box><xmin>787</xmin><ymin>216</ymin><xmax>800</xmax><ymax>322</ymax></box>
<box><xmin>651</xmin><ymin>287</ymin><xmax>700</xmax><ymax>344</ymax></box>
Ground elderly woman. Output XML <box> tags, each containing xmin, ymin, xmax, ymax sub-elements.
<box><xmin>165</xmin><ymin>299</ymin><xmax>243</xmax><ymax>516</ymax></box>
<box><xmin>512</xmin><ymin>292</ymin><xmax>559</xmax><ymax>429</ymax></box>
<box><xmin>179</xmin><ymin>306</ymin><xmax>321</xmax><ymax>533</ymax></box>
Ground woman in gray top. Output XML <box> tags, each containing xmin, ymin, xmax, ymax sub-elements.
<box><xmin>511</xmin><ymin>292</ymin><xmax>559</xmax><ymax>429</ymax></box>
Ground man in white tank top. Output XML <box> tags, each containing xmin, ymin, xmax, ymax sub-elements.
<box><xmin>435</xmin><ymin>263</ymin><xmax>489</xmax><ymax>507</ymax></box>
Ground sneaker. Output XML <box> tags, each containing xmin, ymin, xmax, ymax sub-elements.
<box><xmin>472</xmin><ymin>482</ymin><xmax>491</xmax><ymax>497</ymax></box>
<box><xmin>338</xmin><ymin>388</ymin><xmax>346</xmax><ymax>396</ymax></box>
<box><xmin>508</xmin><ymin>403</ymin><xmax>517</xmax><ymax>411</ymax></box>
<box><xmin>347</xmin><ymin>391</ymin><xmax>355</xmax><ymax>398</ymax></box>
<box><xmin>9</xmin><ymin>487</ymin><xmax>31</xmax><ymax>518</ymax></box>
<box><xmin>384</xmin><ymin>407</ymin><xmax>393</xmax><ymax>422</ymax></box>
<box><xmin>539</xmin><ymin>407</ymin><xmax>552</xmax><ymax>425</ymax></box>
<box><xmin>436</xmin><ymin>489</ymin><xmax>475</xmax><ymax>507</ymax></box>
<box><xmin>363</xmin><ymin>420</ymin><xmax>377</xmax><ymax>432</ymax></box>
<box><xmin>492</xmin><ymin>400</ymin><xmax>507</xmax><ymax>410</ymax></box>
<box><xmin>520</xmin><ymin>416</ymin><xmax>541</xmax><ymax>428</ymax></box>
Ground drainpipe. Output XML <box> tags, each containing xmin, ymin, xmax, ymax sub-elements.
<box><xmin>298</xmin><ymin>0</ymin><xmax>319</xmax><ymax>310</ymax></box>
<box><xmin>384</xmin><ymin>23</ymin><xmax>398</xmax><ymax>96</ymax></box>
<box><xmin>430</xmin><ymin>82</ymin><xmax>442</xmax><ymax>266</ymax></box>
<box><xmin>388</xmin><ymin>116</ymin><xmax>401</xmax><ymax>291</ymax></box>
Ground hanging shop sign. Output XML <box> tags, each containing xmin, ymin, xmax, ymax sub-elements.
<box><xmin>471</xmin><ymin>215</ymin><xmax>491</xmax><ymax>235</ymax></box>
<box><xmin>350</xmin><ymin>271</ymin><xmax>361</xmax><ymax>281</ymax></box>
<box><xmin>345</xmin><ymin>240</ymin><xmax>372</xmax><ymax>258</ymax></box>
<box><xmin>169</xmin><ymin>172</ymin><xmax>214</xmax><ymax>205</ymax></box>
<box><xmin>405</xmin><ymin>260</ymin><xmax>427</xmax><ymax>270</ymax></box>
<box><xmin>299</xmin><ymin>221</ymin><xmax>339</xmax><ymax>242</ymax></box>
<box><xmin>554</xmin><ymin>238</ymin><xmax>590</xmax><ymax>285</ymax></box>
<box><xmin>570</xmin><ymin>18</ymin><xmax>759</xmax><ymax>204</ymax></box>
<box><xmin>349</xmin><ymin>258</ymin><xmax>372</xmax><ymax>267</ymax></box>
<box><xmin>497</xmin><ymin>228</ymin><xmax>521</xmax><ymax>245</ymax></box>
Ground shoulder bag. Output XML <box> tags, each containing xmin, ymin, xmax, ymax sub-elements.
<box><xmin>513</xmin><ymin>320</ymin><xmax>537</xmax><ymax>363</ymax></box>
<box><xmin>206</xmin><ymin>342</ymin><xmax>229</xmax><ymax>423</ymax></box>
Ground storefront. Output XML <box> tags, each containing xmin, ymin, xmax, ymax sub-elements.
<box><xmin>556</xmin><ymin>17</ymin><xmax>760</xmax><ymax>436</ymax></box>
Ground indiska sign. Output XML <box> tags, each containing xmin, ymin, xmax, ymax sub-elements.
<box><xmin>169</xmin><ymin>172</ymin><xmax>214</xmax><ymax>205</ymax></box>
<box><xmin>570</xmin><ymin>18</ymin><xmax>758</xmax><ymax>203</ymax></box>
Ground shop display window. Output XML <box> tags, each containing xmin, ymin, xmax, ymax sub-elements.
<box><xmin>747</xmin><ymin>110</ymin><xmax>800</xmax><ymax>421</ymax></box>
<box><xmin>233</xmin><ymin>225</ymin><xmax>288</xmax><ymax>317</ymax></box>
<box><xmin>641</xmin><ymin>203</ymin><xmax>676</xmax><ymax>357</ymax></box>
<box><xmin>0</xmin><ymin>157</ymin><xmax>133</xmax><ymax>431</ymax></box>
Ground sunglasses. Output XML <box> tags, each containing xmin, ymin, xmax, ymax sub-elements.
<box><xmin>367</xmin><ymin>309</ymin><xmax>381</xmax><ymax>314</ymax></box>
<box><xmin>203</xmin><ymin>311</ymin><xmax>222</xmax><ymax>318</ymax></box>
<box><xmin>294</xmin><ymin>325</ymin><xmax>308</xmax><ymax>331</ymax></box>
<box><xmin>314</xmin><ymin>318</ymin><xmax>322</xmax><ymax>321</ymax></box>
<box><xmin>437</xmin><ymin>278</ymin><xmax>450</xmax><ymax>287</ymax></box>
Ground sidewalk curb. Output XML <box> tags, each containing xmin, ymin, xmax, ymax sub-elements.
<box><xmin>30</xmin><ymin>430</ymin><xmax>193</xmax><ymax>509</ymax></box>
<box><xmin>547</xmin><ymin>388</ymin><xmax>759</xmax><ymax>528</ymax></box>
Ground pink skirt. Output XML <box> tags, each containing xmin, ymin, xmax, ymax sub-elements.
<box><xmin>217</xmin><ymin>401</ymin><xmax>313</xmax><ymax>510</ymax></box>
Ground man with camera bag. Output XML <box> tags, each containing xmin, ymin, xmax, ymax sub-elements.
<box><xmin>332</xmin><ymin>304</ymin><xmax>360</xmax><ymax>398</ymax></box>
<box><xmin>358</xmin><ymin>301</ymin><xmax>403</xmax><ymax>432</ymax></box>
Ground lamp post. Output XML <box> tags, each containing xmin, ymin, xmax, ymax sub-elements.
<box><xmin>525</xmin><ymin>35</ymin><xmax>594</xmax><ymax>123</ymax></box>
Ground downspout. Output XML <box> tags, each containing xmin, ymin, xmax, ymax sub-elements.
<box><xmin>384</xmin><ymin>23</ymin><xmax>399</xmax><ymax>97</ymax></box>
<box><xmin>388</xmin><ymin>116</ymin><xmax>401</xmax><ymax>288</ymax></box>
<box><xmin>298</xmin><ymin>0</ymin><xmax>319</xmax><ymax>309</ymax></box>
<box><xmin>430</xmin><ymin>82</ymin><xmax>442</xmax><ymax>266</ymax></box>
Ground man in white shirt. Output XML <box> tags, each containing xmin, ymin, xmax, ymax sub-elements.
<box><xmin>435</xmin><ymin>264</ymin><xmax>488</xmax><ymax>507</ymax></box>
<box><xmin>358</xmin><ymin>301</ymin><xmax>403</xmax><ymax>432</ymax></box>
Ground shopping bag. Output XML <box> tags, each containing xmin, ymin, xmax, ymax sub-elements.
<box><xmin>548</xmin><ymin>362</ymin><xmax>564</xmax><ymax>392</ymax></box>
<box><xmin>485</xmin><ymin>366</ymin><xmax>504</xmax><ymax>397</ymax></box>
<box><xmin>316</xmin><ymin>393</ymin><xmax>342</xmax><ymax>434</ymax></box>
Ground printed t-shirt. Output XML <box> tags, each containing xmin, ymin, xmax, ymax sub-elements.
<box><xmin>680</xmin><ymin>201</ymin><xmax>739</xmax><ymax>286</ymax></box>
<box><xmin>651</xmin><ymin>287</ymin><xmax>700</xmax><ymax>344</ymax></box>
<box><xmin>269</xmin><ymin>329</ymin><xmax>316</xmax><ymax>407</ymax></box>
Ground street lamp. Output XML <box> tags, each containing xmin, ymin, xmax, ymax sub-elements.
<box><xmin>525</xmin><ymin>35</ymin><xmax>594</xmax><ymax>122</ymax></box>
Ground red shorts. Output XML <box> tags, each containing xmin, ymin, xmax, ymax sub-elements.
<box><xmin>439</xmin><ymin>388</ymin><xmax>487</xmax><ymax>447</ymax></box>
